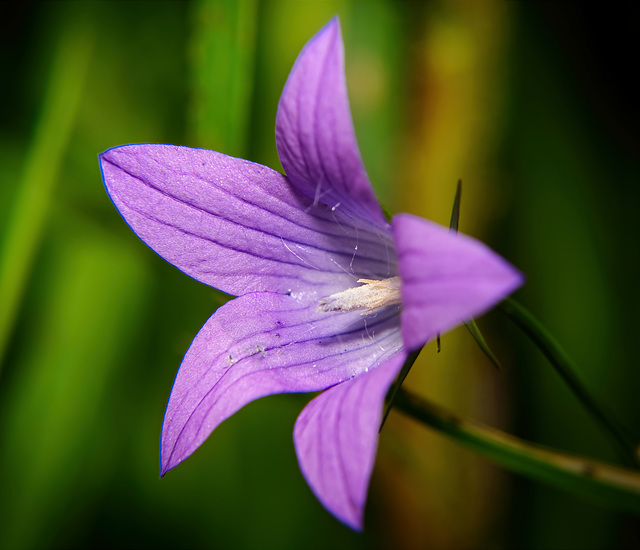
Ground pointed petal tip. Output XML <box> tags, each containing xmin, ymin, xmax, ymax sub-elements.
<box><xmin>327</xmin><ymin>15</ymin><xmax>341</xmax><ymax>34</ymax></box>
<box><xmin>315</xmin><ymin>15</ymin><xmax>340</xmax><ymax>37</ymax></box>
<box><xmin>160</xmin><ymin>444</ymin><xmax>189</xmax><ymax>478</ymax></box>
<box><xmin>337</xmin><ymin>512</ymin><xmax>364</xmax><ymax>532</ymax></box>
<box><xmin>159</xmin><ymin>451</ymin><xmax>174</xmax><ymax>478</ymax></box>
<box><xmin>293</xmin><ymin>356</ymin><xmax>406</xmax><ymax>531</ymax></box>
<box><xmin>159</xmin><ymin>451</ymin><xmax>171</xmax><ymax>477</ymax></box>
<box><xmin>98</xmin><ymin>143</ymin><xmax>133</xmax><ymax>163</ymax></box>
<box><xmin>275</xmin><ymin>15</ymin><xmax>386</xmax><ymax>226</ymax></box>
<box><xmin>159</xmin><ymin>463</ymin><xmax>171</xmax><ymax>478</ymax></box>
<box><xmin>392</xmin><ymin>214</ymin><xmax>524</xmax><ymax>351</ymax></box>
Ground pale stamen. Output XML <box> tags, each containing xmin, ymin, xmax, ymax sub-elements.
<box><xmin>318</xmin><ymin>276</ymin><xmax>401</xmax><ymax>314</ymax></box>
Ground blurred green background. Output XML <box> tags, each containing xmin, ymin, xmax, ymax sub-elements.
<box><xmin>0</xmin><ymin>1</ymin><xmax>638</xmax><ymax>548</ymax></box>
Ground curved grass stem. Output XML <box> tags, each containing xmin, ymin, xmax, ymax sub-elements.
<box><xmin>394</xmin><ymin>387</ymin><xmax>640</xmax><ymax>515</ymax></box>
<box><xmin>499</xmin><ymin>298</ymin><xmax>639</xmax><ymax>469</ymax></box>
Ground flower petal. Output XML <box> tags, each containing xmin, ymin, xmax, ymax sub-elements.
<box><xmin>100</xmin><ymin>144</ymin><xmax>395</xmax><ymax>297</ymax></box>
<box><xmin>275</xmin><ymin>17</ymin><xmax>386</xmax><ymax>226</ymax></box>
<box><xmin>161</xmin><ymin>291</ymin><xmax>403</xmax><ymax>475</ymax></box>
<box><xmin>293</xmin><ymin>353</ymin><xmax>406</xmax><ymax>530</ymax></box>
<box><xmin>393</xmin><ymin>213</ymin><xmax>524</xmax><ymax>351</ymax></box>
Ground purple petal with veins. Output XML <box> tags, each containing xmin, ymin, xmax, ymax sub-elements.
<box><xmin>276</xmin><ymin>17</ymin><xmax>386</xmax><ymax>226</ymax></box>
<box><xmin>294</xmin><ymin>353</ymin><xmax>406</xmax><ymax>530</ymax></box>
<box><xmin>100</xmin><ymin>144</ymin><xmax>395</xmax><ymax>299</ymax></box>
<box><xmin>161</xmin><ymin>291</ymin><xmax>403</xmax><ymax>475</ymax></box>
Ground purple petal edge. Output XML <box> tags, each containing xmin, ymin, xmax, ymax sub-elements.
<box><xmin>99</xmin><ymin>143</ymin><xmax>392</xmax><ymax>299</ymax></box>
<box><xmin>276</xmin><ymin>17</ymin><xmax>386</xmax><ymax>226</ymax></box>
<box><xmin>393</xmin><ymin>213</ymin><xmax>524</xmax><ymax>351</ymax></box>
<box><xmin>293</xmin><ymin>353</ymin><xmax>406</xmax><ymax>530</ymax></box>
<box><xmin>161</xmin><ymin>291</ymin><xmax>403</xmax><ymax>475</ymax></box>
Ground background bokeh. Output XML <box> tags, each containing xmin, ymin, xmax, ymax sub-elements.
<box><xmin>1</xmin><ymin>1</ymin><xmax>638</xmax><ymax>548</ymax></box>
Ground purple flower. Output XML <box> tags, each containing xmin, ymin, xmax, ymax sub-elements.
<box><xmin>99</xmin><ymin>18</ymin><xmax>522</xmax><ymax>530</ymax></box>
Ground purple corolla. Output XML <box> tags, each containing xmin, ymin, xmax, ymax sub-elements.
<box><xmin>99</xmin><ymin>18</ymin><xmax>522</xmax><ymax>530</ymax></box>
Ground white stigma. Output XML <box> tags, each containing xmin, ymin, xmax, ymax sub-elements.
<box><xmin>318</xmin><ymin>276</ymin><xmax>402</xmax><ymax>315</ymax></box>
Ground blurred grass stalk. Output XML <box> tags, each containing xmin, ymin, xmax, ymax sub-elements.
<box><xmin>0</xmin><ymin>18</ymin><xmax>93</xmax><ymax>369</ymax></box>
<box><xmin>395</xmin><ymin>388</ymin><xmax>640</xmax><ymax>515</ymax></box>
<box><xmin>189</xmin><ymin>0</ymin><xmax>257</xmax><ymax>155</ymax></box>
<box><xmin>0</xmin><ymin>226</ymin><xmax>150</xmax><ymax>549</ymax></box>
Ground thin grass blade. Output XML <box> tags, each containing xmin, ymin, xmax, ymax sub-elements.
<box><xmin>500</xmin><ymin>297</ymin><xmax>640</xmax><ymax>469</ymax></box>
<box><xmin>465</xmin><ymin>319</ymin><xmax>501</xmax><ymax>369</ymax></box>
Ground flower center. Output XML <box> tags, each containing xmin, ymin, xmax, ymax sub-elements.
<box><xmin>318</xmin><ymin>276</ymin><xmax>402</xmax><ymax>315</ymax></box>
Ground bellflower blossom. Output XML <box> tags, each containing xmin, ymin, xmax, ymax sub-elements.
<box><xmin>99</xmin><ymin>18</ymin><xmax>522</xmax><ymax>530</ymax></box>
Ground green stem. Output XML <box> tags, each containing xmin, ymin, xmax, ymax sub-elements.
<box><xmin>464</xmin><ymin>318</ymin><xmax>501</xmax><ymax>369</ymax></box>
<box><xmin>394</xmin><ymin>388</ymin><xmax>640</xmax><ymax>514</ymax></box>
<box><xmin>380</xmin><ymin>348</ymin><xmax>421</xmax><ymax>431</ymax></box>
<box><xmin>499</xmin><ymin>297</ymin><xmax>639</xmax><ymax>468</ymax></box>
